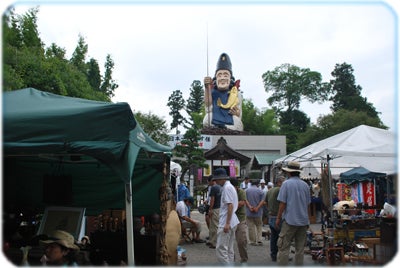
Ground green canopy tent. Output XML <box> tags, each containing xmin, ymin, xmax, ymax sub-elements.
<box><xmin>340</xmin><ymin>166</ymin><xmax>386</xmax><ymax>185</ymax></box>
<box><xmin>3</xmin><ymin>88</ymin><xmax>172</xmax><ymax>265</ymax></box>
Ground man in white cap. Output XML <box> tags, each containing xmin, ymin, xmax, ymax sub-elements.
<box><xmin>276</xmin><ymin>161</ymin><xmax>311</xmax><ymax>265</ymax></box>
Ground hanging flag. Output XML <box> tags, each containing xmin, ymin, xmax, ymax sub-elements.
<box><xmin>229</xmin><ymin>159</ymin><xmax>236</xmax><ymax>177</ymax></box>
<box><xmin>337</xmin><ymin>183</ymin><xmax>352</xmax><ymax>201</ymax></box>
<box><xmin>362</xmin><ymin>181</ymin><xmax>375</xmax><ymax>214</ymax></box>
<box><xmin>198</xmin><ymin>168</ymin><xmax>203</xmax><ymax>181</ymax></box>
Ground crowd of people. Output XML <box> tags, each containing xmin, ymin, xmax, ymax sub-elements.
<box><xmin>178</xmin><ymin>161</ymin><xmax>311</xmax><ymax>266</ymax></box>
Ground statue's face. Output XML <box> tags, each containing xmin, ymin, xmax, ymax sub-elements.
<box><xmin>216</xmin><ymin>69</ymin><xmax>231</xmax><ymax>91</ymax></box>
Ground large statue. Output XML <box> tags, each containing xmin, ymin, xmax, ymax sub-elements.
<box><xmin>203</xmin><ymin>53</ymin><xmax>244</xmax><ymax>131</ymax></box>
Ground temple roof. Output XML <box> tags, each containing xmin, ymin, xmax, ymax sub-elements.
<box><xmin>204</xmin><ymin>137</ymin><xmax>251</xmax><ymax>164</ymax></box>
<box><xmin>252</xmin><ymin>153</ymin><xmax>282</xmax><ymax>169</ymax></box>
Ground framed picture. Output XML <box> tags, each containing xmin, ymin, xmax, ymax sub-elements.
<box><xmin>37</xmin><ymin>206</ymin><xmax>86</xmax><ymax>239</ymax></box>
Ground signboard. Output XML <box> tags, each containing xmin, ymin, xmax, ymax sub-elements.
<box><xmin>168</xmin><ymin>134</ymin><xmax>213</xmax><ymax>149</ymax></box>
<box><xmin>37</xmin><ymin>206</ymin><xmax>85</xmax><ymax>239</ymax></box>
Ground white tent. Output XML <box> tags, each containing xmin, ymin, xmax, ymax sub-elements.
<box><xmin>274</xmin><ymin>125</ymin><xmax>397</xmax><ymax>178</ymax></box>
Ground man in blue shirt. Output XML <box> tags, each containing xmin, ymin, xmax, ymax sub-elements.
<box><xmin>276</xmin><ymin>161</ymin><xmax>311</xmax><ymax>265</ymax></box>
<box><xmin>177</xmin><ymin>180</ymin><xmax>190</xmax><ymax>202</ymax></box>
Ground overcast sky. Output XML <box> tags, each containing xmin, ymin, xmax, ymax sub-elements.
<box><xmin>6</xmin><ymin>0</ymin><xmax>398</xmax><ymax>132</ymax></box>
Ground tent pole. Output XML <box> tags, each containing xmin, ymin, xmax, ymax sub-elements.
<box><xmin>327</xmin><ymin>155</ymin><xmax>334</xmax><ymax>228</ymax></box>
<box><xmin>125</xmin><ymin>182</ymin><xmax>135</xmax><ymax>265</ymax></box>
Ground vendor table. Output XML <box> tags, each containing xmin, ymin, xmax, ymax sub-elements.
<box><xmin>334</xmin><ymin>217</ymin><xmax>380</xmax><ymax>242</ymax></box>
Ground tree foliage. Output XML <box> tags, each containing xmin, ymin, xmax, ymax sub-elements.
<box><xmin>241</xmin><ymin>98</ymin><xmax>279</xmax><ymax>135</ymax></box>
<box><xmin>185</xmin><ymin>80</ymin><xmax>204</xmax><ymax>130</ymax></box>
<box><xmin>173</xmin><ymin>127</ymin><xmax>208</xmax><ymax>182</ymax></box>
<box><xmin>262</xmin><ymin>63</ymin><xmax>330</xmax><ymax>113</ymax></box>
<box><xmin>169</xmin><ymin>80</ymin><xmax>208</xmax><ymax>181</ymax></box>
<box><xmin>134</xmin><ymin>111</ymin><xmax>170</xmax><ymax>145</ymax></box>
<box><xmin>186</xmin><ymin>80</ymin><xmax>203</xmax><ymax>115</ymax></box>
<box><xmin>70</xmin><ymin>34</ymin><xmax>88</xmax><ymax>73</ymax></box>
<box><xmin>262</xmin><ymin>62</ymin><xmax>387</xmax><ymax>153</ymax></box>
<box><xmin>167</xmin><ymin>89</ymin><xmax>186</xmax><ymax>134</ymax></box>
<box><xmin>279</xmin><ymin>109</ymin><xmax>310</xmax><ymax>153</ymax></box>
<box><xmin>2</xmin><ymin>7</ymin><xmax>117</xmax><ymax>101</ymax></box>
<box><xmin>328</xmin><ymin>63</ymin><xmax>380</xmax><ymax>118</ymax></box>
<box><xmin>100</xmin><ymin>54</ymin><xmax>118</xmax><ymax>98</ymax></box>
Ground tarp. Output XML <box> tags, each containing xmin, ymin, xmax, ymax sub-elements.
<box><xmin>3</xmin><ymin>88</ymin><xmax>172</xmax><ymax>215</ymax></box>
<box><xmin>273</xmin><ymin>125</ymin><xmax>397</xmax><ymax>178</ymax></box>
<box><xmin>340</xmin><ymin>166</ymin><xmax>386</xmax><ymax>184</ymax></box>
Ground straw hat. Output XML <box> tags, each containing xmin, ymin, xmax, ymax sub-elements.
<box><xmin>281</xmin><ymin>161</ymin><xmax>302</xmax><ymax>173</ymax></box>
<box><xmin>40</xmin><ymin>230</ymin><xmax>80</xmax><ymax>250</ymax></box>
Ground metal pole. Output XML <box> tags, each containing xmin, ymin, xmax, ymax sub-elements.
<box><xmin>327</xmin><ymin>155</ymin><xmax>334</xmax><ymax>228</ymax></box>
<box><xmin>125</xmin><ymin>182</ymin><xmax>135</xmax><ymax>265</ymax></box>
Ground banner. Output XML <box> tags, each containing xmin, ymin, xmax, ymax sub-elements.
<box><xmin>351</xmin><ymin>183</ymin><xmax>364</xmax><ymax>204</ymax></box>
<box><xmin>362</xmin><ymin>181</ymin><xmax>375</xmax><ymax>214</ymax></box>
<box><xmin>168</xmin><ymin>134</ymin><xmax>212</xmax><ymax>149</ymax></box>
<box><xmin>229</xmin><ymin>159</ymin><xmax>236</xmax><ymax>177</ymax></box>
<box><xmin>337</xmin><ymin>183</ymin><xmax>352</xmax><ymax>201</ymax></box>
<box><xmin>197</xmin><ymin>168</ymin><xmax>202</xmax><ymax>181</ymax></box>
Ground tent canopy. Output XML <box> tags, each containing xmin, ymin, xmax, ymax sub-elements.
<box><xmin>274</xmin><ymin>125</ymin><xmax>397</xmax><ymax>178</ymax></box>
<box><xmin>3</xmin><ymin>88</ymin><xmax>171</xmax><ymax>215</ymax></box>
<box><xmin>339</xmin><ymin>166</ymin><xmax>386</xmax><ymax>184</ymax></box>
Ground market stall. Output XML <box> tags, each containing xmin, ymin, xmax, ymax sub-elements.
<box><xmin>273</xmin><ymin>125</ymin><xmax>397</xmax><ymax>265</ymax></box>
<box><xmin>3</xmin><ymin>88</ymin><xmax>172</xmax><ymax>265</ymax></box>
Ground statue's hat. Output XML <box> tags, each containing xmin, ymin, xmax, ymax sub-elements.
<box><xmin>216</xmin><ymin>53</ymin><xmax>232</xmax><ymax>75</ymax></box>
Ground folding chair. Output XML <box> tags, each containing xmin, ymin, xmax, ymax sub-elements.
<box><xmin>179</xmin><ymin>217</ymin><xmax>194</xmax><ymax>243</ymax></box>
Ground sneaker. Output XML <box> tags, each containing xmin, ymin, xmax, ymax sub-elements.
<box><xmin>257</xmin><ymin>241</ymin><xmax>263</xmax><ymax>246</ymax></box>
<box><xmin>250</xmin><ymin>242</ymin><xmax>258</xmax><ymax>246</ymax></box>
<box><xmin>194</xmin><ymin>239</ymin><xmax>206</xmax><ymax>243</ymax></box>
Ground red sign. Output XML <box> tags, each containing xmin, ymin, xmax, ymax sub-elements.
<box><xmin>362</xmin><ymin>181</ymin><xmax>375</xmax><ymax>214</ymax></box>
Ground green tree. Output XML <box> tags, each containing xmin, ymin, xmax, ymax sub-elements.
<box><xmin>100</xmin><ymin>54</ymin><xmax>118</xmax><ymax>98</ymax></box>
<box><xmin>173</xmin><ymin>127</ymin><xmax>208</xmax><ymax>183</ymax></box>
<box><xmin>170</xmin><ymin>80</ymin><xmax>207</xmax><ymax>184</ymax></box>
<box><xmin>185</xmin><ymin>80</ymin><xmax>204</xmax><ymax>129</ymax></box>
<box><xmin>19</xmin><ymin>7</ymin><xmax>43</xmax><ymax>50</ymax></box>
<box><xmin>280</xmin><ymin>109</ymin><xmax>310</xmax><ymax>153</ymax></box>
<box><xmin>2</xmin><ymin>7</ymin><xmax>44</xmax><ymax>91</ymax></box>
<box><xmin>3</xmin><ymin>8</ymin><xmax>23</xmax><ymax>49</ymax></box>
<box><xmin>46</xmin><ymin>43</ymin><xmax>66</xmax><ymax>59</ymax></box>
<box><xmin>262</xmin><ymin>63</ymin><xmax>329</xmax><ymax>151</ymax></box>
<box><xmin>2</xmin><ymin>7</ymin><xmax>113</xmax><ymax>103</ymax></box>
<box><xmin>87</xmin><ymin>58</ymin><xmax>101</xmax><ymax>91</ymax></box>
<box><xmin>167</xmin><ymin>90</ymin><xmax>186</xmax><ymax>134</ymax></box>
<box><xmin>135</xmin><ymin>111</ymin><xmax>170</xmax><ymax>145</ymax></box>
<box><xmin>241</xmin><ymin>98</ymin><xmax>279</xmax><ymax>135</ymax></box>
<box><xmin>241</xmin><ymin>99</ymin><xmax>259</xmax><ymax>134</ymax></box>
<box><xmin>186</xmin><ymin>80</ymin><xmax>203</xmax><ymax>114</ymax></box>
<box><xmin>329</xmin><ymin>62</ymin><xmax>380</xmax><ymax>118</ymax></box>
<box><xmin>262</xmin><ymin>63</ymin><xmax>329</xmax><ymax>113</ymax></box>
<box><xmin>70</xmin><ymin>34</ymin><xmax>88</xmax><ymax>73</ymax></box>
